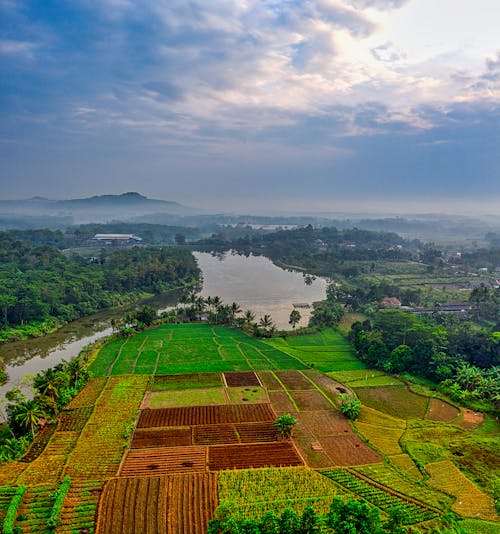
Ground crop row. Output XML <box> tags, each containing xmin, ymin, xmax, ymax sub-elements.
<box><xmin>58</xmin><ymin>407</ymin><xmax>94</xmax><ymax>432</ymax></box>
<box><xmin>321</xmin><ymin>469</ymin><xmax>437</xmax><ymax>524</ymax></box>
<box><xmin>138</xmin><ymin>403</ymin><xmax>275</xmax><ymax>428</ymax></box>
<box><xmin>55</xmin><ymin>482</ymin><xmax>102</xmax><ymax>534</ymax></box>
<box><xmin>19</xmin><ymin>423</ymin><xmax>56</xmax><ymax>463</ymax></box>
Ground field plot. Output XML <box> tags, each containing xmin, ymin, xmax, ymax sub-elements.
<box><xmin>227</xmin><ymin>386</ymin><xmax>268</xmax><ymax>404</ymax></box>
<box><xmin>152</xmin><ymin>373</ymin><xmax>222</xmax><ymax>391</ymax></box>
<box><xmin>56</xmin><ymin>482</ymin><xmax>102</xmax><ymax>534</ymax></box>
<box><xmin>298</xmin><ymin>410</ymin><xmax>351</xmax><ymax>436</ymax></box>
<box><xmin>193</xmin><ymin>424</ymin><xmax>239</xmax><ymax>445</ymax></box>
<box><xmin>322</xmin><ymin>469</ymin><xmax>438</xmax><ymax>524</ymax></box>
<box><xmin>258</xmin><ymin>371</ymin><xmax>283</xmax><ymax>391</ymax></box>
<box><xmin>223</xmin><ymin>371</ymin><xmax>261</xmax><ymax>387</ymax></box>
<box><xmin>96</xmin><ymin>476</ymin><xmax>167</xmax><ymax>534</ymax></box>
<box><xmin>89</xmin><ymin>324</ymin><xmax>305</xmax><ymax>377</ymax></box>
<box><xmin>138</xmin><ymin>403</ymin><xmax>275</xmax><ymax>428</ymax></box>
<box><xmin>274</xmin><ymin>370</ymin><xmax>314</xmax><ymax>390</ymax></box>
<box><xmin>218</xmin><ymin>466</ymin><xmax>340</xmax><ymax>517</ymax></box>
<box><xmin>120</xmin><ymin>446</ymin><xmax>207</xmax><ymax>477</ymax></box>
<box><xmin>267</xmin><ymin>329</ymin><xmax>364</xmax><ymax>372</ymax></box>
<box><xmin>354</xmin><ymin>463</ymin><xmax>453</xmax><ymax>511</ymax></box>
<box><xmin>166</xmin><ymin>473</ymin><xmax>218</xmax><ymax>534</ymax></box>
<box><xmin>13</xmin><ymin>484</ymin><xmax>56</xmax><ymax>534</ymax></box>
<box><xmin>58</xmin><ymin>406</ymin><xmax>94</xmax><ymax>432</ymax></box>
<box><xmin>147</xmin><ymin>388</ymin><xmax>227</xmax><ymax>408</ymax></box>
<box><xmin>353</xmin><ymin>385</ymin><xmax>429</xmax><ymax>419</ymax></box>
<box><xmin>318</xmin><ymin>436</ymin><xmax>382</xmax><ymax>466</ymax></box>
<box><xmin>387</xmin><ymin>454</ymin><xmax>422</xmax><ymax>480</ymax></box>
<box><xmin>290</xmin><ymin>390</ymin><xmax>332</xmax><ymax>411</ymax></box>
<box><xmin>63</xmin><ymin>375</ymin><xmax>149</xmax><ymax>482</ymax></box>
<box><xmin>0</xmin><ymin>487</ymin><xmax>18</xmax><ymax>524</ymax></box>
<box><xmin>66</xmin><ymin>377</ymin><xmax>108</xmax><ymax>408</ymax></box>
<box><xmin>268</xmin><ymin>391</ymin><xmax>297</xmax><ymax>412</ymax></box>
<box><xmin>425</xmin><ymin>398</ymin><xmax>460</xmax><ymax>422</ymax></box>
<box><xmin>208</xmin><ymin>442</ymin><xmax>303</xmax><ymax>470</ymax></box>
<box><xmin>355</xmin><ymin>406</ymin><xmax>406</xmax><ymax>455</ymax></box>
<box><xmin>131</xmin><ymin>427</ymin><xmax>192</xmax><ymax>449</ymax></box>
<box><xmin>425</xmin><ymin>460</ymin><xmax>498</xmax><ymax>520</ymax></box>
<box><xmin>20</xmin><ymin>423</ymin><xmax>56</xmax><ymax>463</ymax></box>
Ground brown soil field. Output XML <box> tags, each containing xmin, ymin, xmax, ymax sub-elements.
<box><xmin>318</xmin><ymin>435</ymin><xmax>382</xmax><ymax>466</ymax></box>
<box><xmin>298</xmin><ymin>410</ymin><xmax>351</xmax><ymax>436</ymax></box>
<box><xmin>166</xmin><ymin>473</ymin><xmax>218</xmax><ymax>534</ymax></box>
<box><xmin>425</xmin><ymin>398</ymin><xmax>459</xmax><ymax>422</ymax></box>
<box><xmin>131</xmin><ymin>427</ymin><xmax>192</xmax><ymax>449</ymax></box>
<box><xmin>294</xmin><ymin>437</ymin><xmax>335</xmax><ymax>469</ymax></box>
<box><xmin>224</xmin><ymin>371</ymin><xmax>261</xmax><ymax>387</ymax></box>
<box><xmin>354</xmin><ymin>386</ymin><xmax>428</xmax><ymax>420</ymax></box>
<box><xmin>274</xmin><ymin>370</ymin><xmax>314</xmax><ymax>390</ymax></box>
<box><xmin>268</xmin><ymin>391</ymin><xmax>296</xmax><ymax>412</ymax></box>
<box><xmin>96</xmin><ymin>476</ymin><xmax>168</xmax><ymax>534</ymax></box>
<box><xmin>19</xmin><ymin>423</ymin><xmax>56</xmax><ymax>463</ymax></box>
<box><xmin>208</xmin><ymin>442</ymin><xmax>303</xmax><ymax>470</ymax></box>
<box><xmin>57</xmin><ymin>407</ymin><xmax>94</xmax><ymax>432</ymax></box>
<box><xmin>302</xmin><ymin>370</ymin><xmax>348</xmax><ymax>401</ymax></box>
<box><xmin>138</xmin><ymin>403</ymin><xmax>275</xmax><ymax>428</ymax></box>
<box><xmin>193</xmin><ymin>424</ymin><xmax>239</xmax><ymax>445</ymax></box>
<box><xmin>236</xmin><ymin>421</ymin><xmax>278</xmax><ymax>443</ymax></box>
<box><xmin>291</xmin><ymin>391</ymin><xmax>333</xmax><ymax>411</ymax></box>
<box><xmin>257</xmin><ymin>371</ymin><xmax>283</xmax><ymax>391</ymax></box>
<box><xmin>454</xmin><ymin>408</ymin><xmax>484</xmax><ymax>430</ymax></box>
<box><xmin>120</xmin><ymin>446</ymin><xmax>207</xmax><ymax>477</ymax></box>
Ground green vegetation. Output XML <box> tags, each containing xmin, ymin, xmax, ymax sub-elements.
<box><xmin>274</xmin><ymin>414</ymin><xmax>297</xmax><ymax>439</ymax></box>
<box><xmin>152</xmin><ymin>372</ymin><xmax>223</xmax><ymax>390</ymax></box>
<box><xmin>339</xmin><ymin>396</ymin><xmax>362</xmax><ymax>420</ymax></box>
<box><xmin>0</xmin><ymin>232</ymin><xmax>200</xmax><ymax>341</ymax></box>
<box><xmin>148</xmin><ymin>388</ymin><xmax>227</xmax><ymax>408</ymax></box>
<box><xmin>89</xmin><ymin>324</ymin><xmax>306</xmax><ymax>377</ymax></box>
<box><xmin>46</xmin><ymin>476</ymin><xmax>71</xmax><ymax>528</ymax></box>
<box><xmin>2</xmin><ymin>485</ymin><xmax>26</xmax><ymax>534</ymax></box>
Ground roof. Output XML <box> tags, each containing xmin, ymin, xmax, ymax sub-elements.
<box><xmin>93</xmin><ymin>233</ymin><xmax>142</xmax><ymax>240</ymax></box>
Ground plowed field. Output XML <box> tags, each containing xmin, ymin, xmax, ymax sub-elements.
<box><xmin>96</xmin><ymin>476</ymin><xmax>167</xmax><ymax>534</ymax></box>
<box><xmin>131</xmin><ymin>427</ymin><xmax>192</xmax><ymax>449</ymax></box>
<box><xmin>425</xmin><ymin>398</ymin><xmax>459</xmax><ymax>422</ymax></box>
<box><xmin>223</xmin><ymin>371</ymin><xmax>261</xmax><ymax>387</ymax></box>
<box><xmin>120</xmin><ymin>446</ymin><xmax>206</xmax><ymax>477</ymax></box>
<box><xmin>208</xmin><ymin>442</ymin><xmax>303</xmax><ymax>470</ymax></box>
<box><xmin>298</xmin><ymin>411</ymin><xmax>351</xmax><ymax>436</ymax></box>
<box><xmin>138</xmin><ymin>403</ymin><xmax>275</xmax><ymax>427</ymax></box>
<box><xmin>193</xmin><ymin>424</ymin><xmax>239</xmax><ymax>445</ymax></box>
<box><xmin>318</xmin><ymin>435</ymin><xmax>382</xmax><ymax>466</ymax></box>
<box><xmin>274</xmin><ymin>370</ymin><xmax>313</xmax><ymax>390</ymax></box>
<box><xmin>291</xmin><ymin>390</ymin><xmax>332</xmax><ymax>411</ymax></box>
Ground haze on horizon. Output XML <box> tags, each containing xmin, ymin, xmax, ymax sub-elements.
<box><xmin>1</xmin><ymin>0</ymin><xmax>499</xmax><ymax>214</ymax></box>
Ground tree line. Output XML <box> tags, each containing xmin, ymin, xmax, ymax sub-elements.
<box><xmin>0</xmin><ymin>233</ymin><xmax>201</xmax><ymax>341</ymax></box>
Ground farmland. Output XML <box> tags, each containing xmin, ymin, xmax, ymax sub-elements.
<box><xmin>0</xmin><ymin>323</ymin><xmax>498</xmax><ymax>533</ymax></box>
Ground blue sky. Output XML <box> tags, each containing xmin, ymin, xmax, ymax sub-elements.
<box><xmin>1</xmin><ymin>0</ymin><xmax>499</xmax><ymax>213</ymax></box>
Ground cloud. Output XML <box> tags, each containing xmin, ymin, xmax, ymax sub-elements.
<box><xmin>0</xmin><ymin>39</ymin><xmax>37</xmax><ymax>57</ymax></box>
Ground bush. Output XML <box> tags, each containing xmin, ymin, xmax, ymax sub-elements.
<box><xmin>46</xmin><ymin>476</ymin><xmax>71</xmax><ymax>529</ymax></box>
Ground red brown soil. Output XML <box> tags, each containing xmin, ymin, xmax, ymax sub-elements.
<box><xmin>318</xmin><ymin>435</ymin><xmax>382</xmax><ymax>466</ymax></box>
<box><xmin>131</xmin><ymin>428</ymin><xmax>192</xmax><ymax>449</ymax></box>
<box><xmin>454</xmin><ymin>408</ymin><xmax>484</xmax><ymax>430</ymax></box>
<box><xmin>257</xmin><ymin>372</ymin><xmax>283</xmax><ymax>391</ymax></box>
<box><xmin>166</xmin><ymin>473</ymin><xmax>218</xmax><ymax>534</ymax></box>
<box><xmin>297</xmin><ymin>410</ymin><xmax>351</xmax><ymax>436</ymax></box>
<box><xmin>294</xmin><ymin>437</ymin><xmax>335</xmax><ymax>469</ymax></box>
<box><xmin>302</xmin><ymin>370</ymin><xmax>350</xmax><ymax>401</ymax></box>
<box><xmin>120</xmin><ymin>446</ymin><xmax>207</xmax><ymax>477</ymax></box>
<box><xmin>193</xmin><ymin>424</ymin><xmax>239</xmax><ymax>445</ymax></box>
<box><xmin>236</xmin><ymin>422</ymin><xmax>278</xmax><ymax>443</ymax></box>
<box><xmin>207</xmin><ymin>442</ymin><xmax>303</xmax><ymax>470</ymax></box>
<box><xmin>274</xmin><ymin>370</ymin><xmax>314</xmax><ymax>390</ymax></box>
<box><xmin>425</xmin><ymin>398</ymin><xmax>460</xmax><ymax>422</ymax></box>
<box><xmin>223</xmin><ymin>371</ymin><xmax>261</xmax><ymax>387</ymax></box>
<box><xmin>96</xmin><ymin>474</ymin><xmax>217</xmax><ymax>534</ymax></box>
<box><xmin>290</xmin><ymin>391</ymin><xmax>333</xmax><ymax>411</ymax></box>
<box><xmin>138</xmin><ymin>403</ymin><xmax>275</xmax><ymax>428</ymax></box>
<box><xmin>96</xmin><ymin>476</ymin><xmax>168</xmax><ymax>534</ymax></box>
<box><xmin>268</xmin><ymin>391</ymin><xmax>296</xmax><ymax>413</ymax></box>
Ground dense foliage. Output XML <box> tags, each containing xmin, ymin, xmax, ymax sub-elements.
<box><xmin>207</xmin><ymin>497</ymin><xmax>406</xmax><ymax>533</ymax></box>
<box><xmin>0</xmin><ymin>233</ymin><xmax>200</xmax><ymax>339</ymax></box>
<box><xmin>349</xmin><ymin>310</ymin><xmax>500</xmax><ymax>409</ymax></box>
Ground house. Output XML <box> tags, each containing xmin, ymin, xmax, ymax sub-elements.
<box><xmin>380</xmin><ymin>297</ymin><xmax>401</xmax><ymax>309</ymax></box>
<box><xmin>89</xmin><ymin>233</ymin><xmax>142</xmax><ymax>246</ymax></box>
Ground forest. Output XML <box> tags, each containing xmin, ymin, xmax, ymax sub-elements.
<box><xmin>0</xmin><ymin>232</ymin><xmax>200</xmax><ymax>341</ymax></box>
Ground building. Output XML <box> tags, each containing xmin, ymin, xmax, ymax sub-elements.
<box><xmin>89</xmin><ymin>233</ymin><xmax>142</xmax><ymax>246</ymax></box>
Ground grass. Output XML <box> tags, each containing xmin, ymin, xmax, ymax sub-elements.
<box><xmin>227</xmin><ymin>387</ymin><xmax>268</xmax><ymax>404</ymax></box>
<box><xmin>353</xmin><ymin>385</ymin><xmax>429</xmax><ymax>419</ymax></box>
<box><xmin>89</xmin><ymin>324</ymin><xmax>306</xmax><ymax>377</ymax></box>
<box><xmin>147</xmin><ymin>388</ymin><xmax>228</xmax><ymax>408</ymax></box>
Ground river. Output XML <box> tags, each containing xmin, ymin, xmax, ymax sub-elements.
<box><xmin>0</xmin><ymin>251</ymin><xmax>327</xmax><ymax>395</ymax></box>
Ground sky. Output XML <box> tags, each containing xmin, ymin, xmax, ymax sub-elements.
<box><xmin>0</xmin><ymin>0</ymin><xmax>499</xmax><ymax>214</ymax></box>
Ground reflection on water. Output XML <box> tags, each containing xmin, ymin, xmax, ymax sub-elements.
<box><xmin>193</xmin><ymin>251</ymin><xmax>327</xmax><ymax>330</ymax></box>
<box><xmin>0</xmin><ymin>252</ymin><xmax>327</xmax><ymax>396</ymax></box>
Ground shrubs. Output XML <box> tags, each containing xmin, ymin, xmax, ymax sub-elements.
<box><xmin>3</xmin><ymin>485</ymin><xmax>26</xmax><ymax>534</ymax></box>
<box><xmin>46</xmin><ymin>476</ymin><xmax>71</xmax><ymax>529</ymax></box>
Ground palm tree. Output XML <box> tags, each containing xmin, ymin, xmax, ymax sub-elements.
<box><xmin>259</xmin><ymin>315</ymin><xmax>274</xmax><ymax>331</ymax></box>
<box><xmin>289</xmin><ymin>309</ymin><xmax>301</xmax><ymax>329</ymax></box>
<box><xmin>33</xmin><ymin>369</ymin><xmax>69</xmax><ymax>404</ymax></box>
<box><xmin>244</xmin><ymin>310</ymin><xmax>255</xmax><ymax>325</ymax></box>
<box><xmin>230</xmin><ymin>302</ymin><xmax>241</xmax><ymax>321</ymax></box>
<box><xmin>274</xmin><ymin>413</ymin><xmax>297</xmax><ymax>439</ymax></box>
<box><xmin>14</xmin><ymin>400</ymin><xmax>46</xmax><ymax>438</ymax></box>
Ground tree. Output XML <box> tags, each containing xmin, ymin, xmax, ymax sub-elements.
<box><xmin>289</xmin><ymin>310</ymin><xmax>301</xmax><ymax>329</ymax></box>
<box><xmin>339</xmin><ymin>395</ymin><xmax>361</xmax><ymax>420</ymax></box>
<box><xmin>327</xmin><ymin>497</ymin><xmax>382</xmax><ymax>533</ymax></box>
<box><xmin>175</xmin><ymin>233</ymin><xmax>186</xmax><ymax>245</ymax></box>
<box><xmin>274</xmin><ymin>413</ymin><xmax>297</xmax><ymax>439</ymax></box>
<box><xmin>13</xmin><ymin>400</ymin><xmax>46</xmax><ymax>439</ymax></box>
<box><xmin>135</xmin><ymin>305</ymin><xmax>157</xmax><ymax>326</ymax></box>
<box><xmin>259</xmin><ymin>315</ymin><xmax>274</xmax><ymax>331</ymax></box>
<box><xmin>244</xmin><ymin>310</ymin><xmax>255</xmax><ymax>325</ymax></box>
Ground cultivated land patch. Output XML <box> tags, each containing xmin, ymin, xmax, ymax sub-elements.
<box><xmin>425</xmin><ymin>398</ymin><xmax>460</xmax><ymax>422</ymax></box>
<box><xmin>425</xmin><ymin>460</ymin><xmax>499</xmax><ymax>521</ymax></box>
<box><xmin>147</xmin><ymin>388</ymin><xmax>228</xmax><ymax>408</ymax></box>
<box><xmin>89</xmin><ymin>324</ymin><xmax>306</xmax><ymax>377</ymax></box>
<box><xmin>223</xmin><ymin>371</ymin><xmax>261</xmax><ymax>387</ymax></box>
<box><xmin>152</xmin><ymin>373</ymin><xmax>223</xmax><ymax>391</ymax></box>
<box><xmin>218</xmin><ymin>466</ymin><xmax>340</xmax><ymax>517</ymax></box>
<box><xmin>131</xmin><ymin>427</ymin><xmax>193</xmax><ymax>449</ymax></box>
<box><xmin>353</xmin><ymin>385</ymin><xmax>429</xmax><ymax>419</ymax></box>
